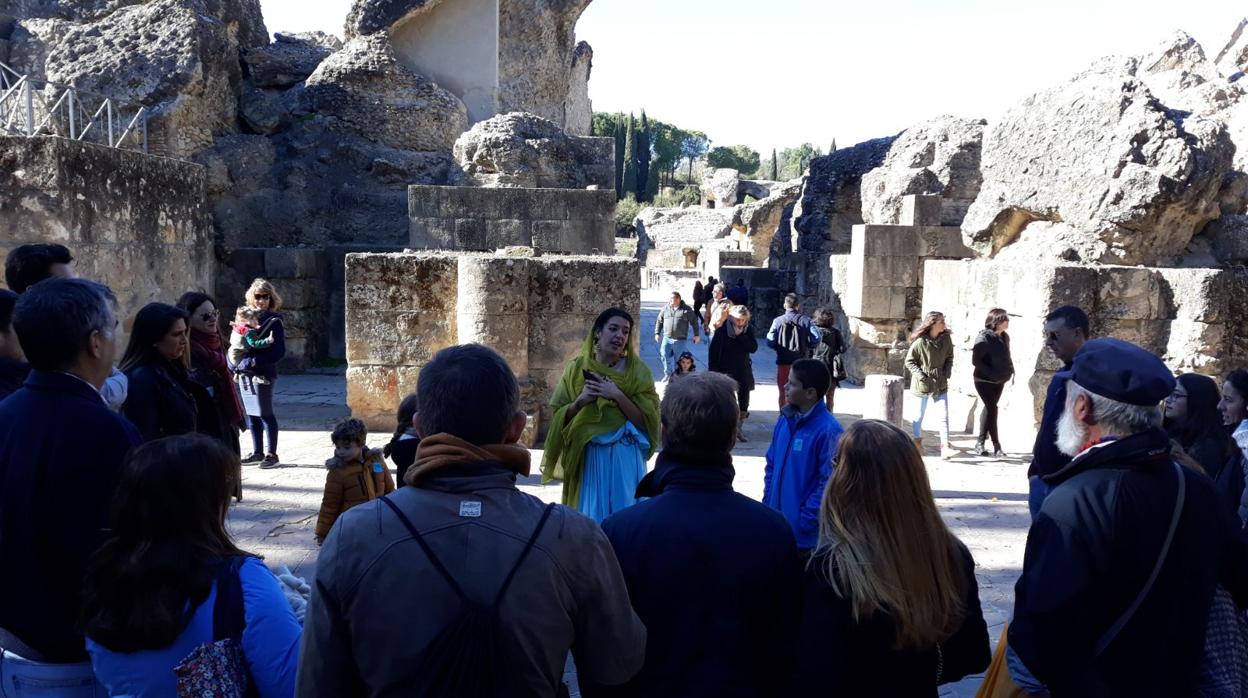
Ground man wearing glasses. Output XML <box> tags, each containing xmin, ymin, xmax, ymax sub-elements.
<box><xmin>1028</xmin><ymin>305</ymin><xmax>1091</xmax><ymax>518</ymax></box>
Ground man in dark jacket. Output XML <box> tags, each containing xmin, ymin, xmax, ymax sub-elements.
<box><xmin>0</xmin><ymin>289</ymin><xmax>29</xmax><ymax>400</ymax></box>
<box><xmin>299</xmin><ymin>344</ymin><xmax>645</xmax><ymax>696</ymax></box>
<box><xmin>766</xmin><ymin>293</ymin><xmax>819</xmax><ymax>410</ymax></box>
<box><xmin>584</xmin><ymin>372</ymin><xmax>801</xmax><ymax>698</ymax></box>
<box><xmin>1028</xmin><ymin>305</ymin><xmax>1089</xmax><ymax>518</ymax></box>
<box><xmin>0</xmin><ymin>279</ymin><xmax>141</xmax><ymax>685</ymax></box>
<box><xmin>1008</xmin><ymin>338</ymin><xmax>1248</xmax><ymax>696</ymax></box>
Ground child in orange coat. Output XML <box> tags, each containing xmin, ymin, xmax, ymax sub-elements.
<box><xmin>315</xmin><ymin>418</ymin><xmax>395</xmax><ymax>544</ymax></box>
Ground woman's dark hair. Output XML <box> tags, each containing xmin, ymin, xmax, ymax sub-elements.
<box><xmin>0</xmin><ymin>288</ymin><xmax>17</xmax><ymax>333</ymax></box>
<box><xmin>908</xmin><ymin>311</ymin><xmax>948</xmax><ymax>342</ymax></box>
<box><xmin>81</xmin><ymin>434</ymin><xmax>247</xmax><ymax>652</ymax></box>
<box><xmin>592</xmin><ymin>307</ymin><xmax>634</xmax><ymax>336</ymax></box>
<box><xmin>384</xmin><ymin>392</ymin><xmax>419</xmax><ymax>458</ymax></box>
<box><xmin>1166</xmin><ymin>373</ymin><xmax>1234</xmax><ymax>459</ymax></box>
<box><xmin>984</xmin><ymin>308</ymin><xmax>1010</xmax><ymax>331</ymax></box>
<box><xmin>1226</xmin><ymin>370</ymin><xmax>1248</xmax><ymax>425</ymax></box>
<box><xmin>119</xmin><ymin>303</ymin><xmax>190</xmax><ymax>372</ymax></box>
<box><xmin>176</xmin><ymin>291</ymin><xmax>216</xmax><ymax>318</ymax></box>
<box><xmin>813</xmin><ymin>308</ymin><xmax>836</xmax><ymax>329</ymax></box>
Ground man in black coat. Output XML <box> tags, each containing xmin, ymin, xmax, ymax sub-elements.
<box><xmin>1028</xmin><ymin>305</ymin><xmax>1089</xmax><ymax>518</ymax></box>
<box><xmin>583</xmin><ymin>372</ymin><xmax>802</xmax><ymax>698</ymax></box>
<box><xmin>0</xmin><ymin>279</ymin><xmax>141</xmax><ymax>682</ymax></box>
<box><xmin>1008</xmin><ymin>338</ymin><xmax>1248</xmax><ymax>696</ymax></box>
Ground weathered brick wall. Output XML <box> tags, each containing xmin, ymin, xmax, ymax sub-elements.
<box><xmin>345</xmin><ymin>250</ymin><xmax>640</xmax><ymax>442</ymax></box>
<box><xmin>0</xmin><ymin>137</ymin><xmax>213</xmax><ymax>345</ymax></box>
<box><xmin>409</xmin><ymin>185</ymin><xmax>616</xmax><ymax>255</ymax></box>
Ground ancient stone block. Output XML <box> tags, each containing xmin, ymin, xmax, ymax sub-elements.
<box><xmin>264</xmin><ymin>247</ymin><xmax>323</xmax><ymax>279</ymax></box>
<box><xmin>899</xmin><ymin>195</ymin><xmax>943</xmax><ymax>227</ymax></box>
<box><xmin>346</xmin><ymin>365</ymin><xmax>398</xmax><ymax>414</ymax></box>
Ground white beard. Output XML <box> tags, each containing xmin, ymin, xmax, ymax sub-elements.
<box><xmin>1055</xmin><ymin>406</ymin><xmax>1088</xmax><ymax>457</ymax></box>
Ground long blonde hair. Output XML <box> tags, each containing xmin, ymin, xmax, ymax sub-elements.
<box><xmin>245</xmin><ymin>278</ymin><xmax>282</xmax><ymax>312</ymax></box>
<box><xmin>817</xmin><ymin>419</ymin><xmax>967</xmax><ymax>648</ymax></box>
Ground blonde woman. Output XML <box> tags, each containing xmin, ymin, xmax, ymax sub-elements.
<box><xmin>231</xmin><ymin>278</ymin><xmax>286</xmax><ymax>468</ymax></box>
<box><xmin>707</xmin><ymin>304</ymin><xmax>757</xmax><ymax>439</ymax></box>
<box><xmin>788</xmin><ymin>420</ymin><xmax>990</xmax><ymax>695</ymax></box>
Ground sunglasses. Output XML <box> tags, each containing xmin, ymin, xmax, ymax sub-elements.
<box><xmin>254</xmin><ymin>294</ymin><xmax>271</xmax><ymax>300</ymax></box>
<box><xmin>200</xmin><ymin>311</ymin><xmax>218</xmax><ymax>322</ymax></box>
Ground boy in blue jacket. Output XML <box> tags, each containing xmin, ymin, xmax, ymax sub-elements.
<box><xmin>764</xmin><ymin>359</ymin><xmax>844</xmax><ymax>552</ymax></box>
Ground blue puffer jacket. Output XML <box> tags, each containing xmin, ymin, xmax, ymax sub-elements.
<box><xmin>763</xmin><ymin>403</ymin><xmax>843</xmax><ymax>549</ymax></box>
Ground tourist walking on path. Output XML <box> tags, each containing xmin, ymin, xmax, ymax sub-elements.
<box><xmin>177</xmin><ymin>292</ymin><xmax>245</xmax><ymax>456</ymax></box>
<box><xmin>0</xmin><ymin>279</ymin><xmax>140</xmax><ymax>691</ymax></box>
<box><xmin>300</xmin><ymin>344</ymin><xmax>646</xmax><ymax>696</ymax></box>
<box><xmin>788</xmin><ymin>419</ymin><xmax>990</xmax><ymax>695</ymax></box>
<box><xmin>82</xmin><ymin>435</ymin><xmax>301</xmax><ymax>697</ymax></box>
<box><xmin>811</xmin><ymin>308</ymin><xmax>847</xmax><ymax>413</ymax></box>
<box><xmin>120</xmin><ymin>303</ymin><xmax>222</xmax><ymax>444</ymax></box>
<box><xmin>766</xmin><ymin>294</ymin><xmax>819</xmax><ymax>410</ymax></box>
<box><xmin>707</xmin><ymin>304</ymin><xmax>757</xmax><ymax>439</ymax></box>
<box><xmin>691</xmin><ymin>279</ymin><xmax>705</xmax><ymax>321</ymax></box>
<box><xmin>971</xmin><ymin>308</ymin><xmax>1014</xmax><ymax>457</ymax></box>
<box><xmin>232</xmin><ymin>278</ymin><xmax>286</xmax><ymax>468</ymax></box>
<box><xmin>584</xmin><ymin>372</ymin><xmax>801</xmax><ymax>698</ymax></box>
<box><xmin>0</xmin><ymin>289</ymin><xmax>29</xmax><ymax>401</ymax></box>
<box><xmin>5</xmin><ymin>243</ymin><xmax>128</xmax><ymax>410</ymax></box>
<box><xmin>314</xmin><ymin>418</ymin><xmax>395</xmax><ymax>545</ymax></box>
<box><xmin>703</xmin><ymin>282</ymin><xmax>732</xmax><ymax>337</ymax></box>
<box><xmin>542</xmin><ymin>308</ymin><xmax>661</xmax><ymax>522</ymax></box>
<box><xmin>1219</xmin><ymin>369</ymin><xmax>1248</xmax><ymax>524</ymax></box>
<box><xmin>905</xmin><ymin>311</ymin><xmax>955</xmax><ymax>458</ymax></box>
<box><xmin>383</xmin><ymin>392</ymin><xmax>420</xmax><ymax>488</ymax></box>
<box><xmin>1165</xmin><ymin>373</ymin><xmax>1244</xmax><ymax>519</ymax></box>
<box><xmin>763</xmin><ymin>359</ymin><xmax>843</xmax><ymax>553</ymax></box>
<box><xmin>653</xmin><ymin>291</ymin><xmax>701</xmax><ymax>381</ymax></box>
<box><xmin>1005</xmin><ymin>339</ymin><xmax>1248</xmax><ymax>696</ymax></box>
<box><xmin>1028</xmin><ymin>305</ymin><xmax>1089</xmax><ymax>518</ymax></box>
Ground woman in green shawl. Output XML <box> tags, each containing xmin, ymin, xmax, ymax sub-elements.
<box><xmin>541</xmin><ymin>308</ymin><xmax>661</xmax><ymax>522</ymax></box>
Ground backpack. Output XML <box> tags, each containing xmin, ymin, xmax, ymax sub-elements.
<box><xmin>776</xmin><ymin>319</ymin><xmax>811</xmax><ymax>359</ymax></box>
<box><xmin>380</xmin><ymin>497</ymin><xmax>558</xmax><ymax>698</ymax></box>
<box><xmin>812</xmin><ymin>327</ymin><xmax>848</xmax><ymax>381</ymax></box>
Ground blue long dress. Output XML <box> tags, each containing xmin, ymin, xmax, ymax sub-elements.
<box><xmin>577</xmin><ymin>422</ymin><xmax>650</xmax><ymax>523</ymax></box>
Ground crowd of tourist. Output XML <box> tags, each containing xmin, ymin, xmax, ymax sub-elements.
<box><xmin>3</xmin><ymin>244</ymin><xmax>1248</xmax><ymax>697</ymax></box>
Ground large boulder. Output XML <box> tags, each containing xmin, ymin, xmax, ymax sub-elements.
<box><xmin>452</xmin><ymin>111</ymin><xmax>612</xmax><ymax>189</ymax></box>
<box><xmin>792</xmin><ymin>136</ymin><xmax>896</xmax><ymax>253</ymax></box>
<box><xmin>962</xmin><ymin>59</ymin><xmax>1234</xmax><ymax>266</ymax></box>
<box><xmin>703</xmin><ymin>168</ymin><xmax>741</xmax><ymax>208</ymax></box>
<box><xmin>304</xmin><ymin>33</ymin><xmax>468</xmax><ymax>152</ymax></box>
<box><xmin>860</xmin><ymin>116</ymin><xmax>985</xmax><ymax>226</ymax></box>
<box><xmin>1215</xmin><ymin>18</ymin><xmax>1248</xmax><ymax>78</ymax></box>
<box><xmin>4</xmin><ymin>0</ymin><xmax>268</xmax><ymax>47</ymax></box>
<box><xmin>497</xmin><ymin>0</ymin><xmax>593</xmax><ymax>125</ymax></box>
<box><xmin>243</xmin><ymin>31</ymin><xmax>341</xmax><ymax>88</ymax></box>
<box><xmin>733</xmin><ymin>181</ymin><xmax>801</xmax><ymax>266</ymax></box>
<box><xmin>564</xmin><ymin>40</ymin><xmax>592</xmax><ymax>136</ymax></box>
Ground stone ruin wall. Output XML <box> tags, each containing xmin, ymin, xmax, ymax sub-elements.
<box><xmin>0</xmin><ymin>137</ymin><xmax>213</xmax><ymax>348</ymax></box>
<box><xmin>345</xmin><ymin>251</ymin><xmax>640</xmax><ymax>443</ymax></box>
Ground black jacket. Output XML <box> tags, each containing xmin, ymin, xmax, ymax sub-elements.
<box><xmin>788</xmin><ymin>540</ymin><xmax>990</xmax><ymax>696</ymax></box>
<box><xmin>708</xmin><ymin>323</ymin><xmax>757</xmax><ymax>391</ymax></box>
<box><xmin>0</xmin><ymin>370</ymin><xmax>141</xmax><ymax>661</ymax></box>
<box><xmin>1029</xmin><ymin>367</ymin><xmax>1073</xmax><ymax>478</ymax></box>
<box><xmin>1011</xmin><ymin>428</ymin><xmax>1248</xmax><ymax>696</ymax></box>
<box><xmin>583</xmin><ymin>453</ymin><xmax>801</xmax><ymax>698</ymax></box>
<box><xmin>0</xmin><ymin>358</ymin><xmax>30</xmax><ymax>402</ymax></box>
<box><xmin>971</xmin><ymin>330</ymin><xmax>1013</xmax><ymax>384</ymax></box>
<box><xmin>123</xmin><ymin>360</ymin><xmax>222</xmax><ymax>443</ymax></box>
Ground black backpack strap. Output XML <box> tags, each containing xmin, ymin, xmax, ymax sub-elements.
<box><xmin>491</xmin><ymin>503</ymin><xmax>556</xmax><ymax>609</ymax></box>
<box><xmin>381</xmin><ymin>496</ymin><xmax>470</xmax><ymax>603</ymax></box>
<box><xmin>212</xmin><ymin>555</ymin><xmax>248</xmax><ymax>642</ymax></box>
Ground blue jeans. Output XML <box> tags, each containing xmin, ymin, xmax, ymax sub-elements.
<box><xmin>659</xmin><ymin>337</ymin><xmax>688</xmax><ymax>378</ymax></box>
<box><xmin>912</xmin><ymin>393</ymin><xmax>950</xmax><ymax>444</ymax></box>
<box><xmin>0</xmin><ymin>650</ymin><xmax>106</xmax><ymax>697</ymax></box>
<box><xmin>1028</xmin><ymin>476</ymin><xmax>1053</xmax><ymax>520</ymax></box>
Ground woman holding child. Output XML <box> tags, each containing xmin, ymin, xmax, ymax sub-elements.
<box><xmin>231</xmin><ymin>278</ymin><xmax>287</xmax><ymax>468</ymax></box>
<box><xmin>121</xmin><ymin>303</ymin><xmax>222</xmax><ymax>444</ymax></box>
<box><xmin>542</xmin><ymin>308</ymin><xmax>661</xmax><ymax>523</ymax></box>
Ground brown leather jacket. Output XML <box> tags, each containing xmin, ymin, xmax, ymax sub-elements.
<box><xmin>315</xmin><ymin>448</ymin><xmax>395</xmax><ymax>539</ymax></box>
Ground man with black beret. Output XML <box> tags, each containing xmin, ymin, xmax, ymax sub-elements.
<box><xmin>1006</xmin><ymin>339</ymin><xmax>1248</xmax><ymax>695</ymax></box>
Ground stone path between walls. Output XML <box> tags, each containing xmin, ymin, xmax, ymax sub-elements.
<box><xmin>227</xmin><ymin>288</ymin><xmax>1033</xmax><ymax>697</ymax></box>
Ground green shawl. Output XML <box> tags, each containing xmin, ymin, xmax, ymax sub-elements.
<box><xmin>540</xmin><ymin>332</ymin><xmax>661</xmax><ymax>509</ymax></box>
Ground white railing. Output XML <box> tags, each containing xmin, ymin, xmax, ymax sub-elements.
<box><xmin>0</xmin><ymin>61</ymin><xmax>147</xmax><ymax>153</ymax></box>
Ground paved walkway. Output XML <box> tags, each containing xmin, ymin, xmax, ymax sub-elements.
<box><xmin>228</xmin><ymin>289</ymin><xmax>1031</xmax><ymax>696</ymax></box>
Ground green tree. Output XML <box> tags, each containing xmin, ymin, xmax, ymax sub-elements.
<box><xmin>679</xmin><ymin>130</ymin><xmax>709</xmax><ymax>182</ymax></box>
<box><xmin>650</xmin><ymin>121</ymin><xmax>684</xmax><ymax>187</ymax></box>
<box><xmin>622</xmin><ymin>113</ymin><xmax>637</xmax><ymax>199</ymax></box>
<box><xmin>779</xmin><ymin>143</ymin><xmax>823</xmax><ymax>180</ymax></box>
<box><xmin>770</xmin><ymin>148</ymin><xmax>779</xmax><ymax>180</ymax></box>
<box><xmin>706</xmin><ymin>144</ymin><xmax>760</xmax><ymax>174</ymax></box>
<box><xmin>637</xmin><ymin>110</ymin><xmax>652</xmax><ymax>202</ymax></box>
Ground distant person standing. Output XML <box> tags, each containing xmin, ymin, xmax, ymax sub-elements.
<box><xmin>811</xmin><ymin>308</ymin><xmax>847</xmax><ymax>414</ymax></box>
<box><xmin>1165</xmin><ymin>373</ymin><xmax>1242</xmax><ymax>519</ymax></box>
<box><xmin>691</xmin><ymin>280</ymin><xmax>706</xmax><ymax>321</ymax></box>
<box><xmin>703</xmin><ymin>283</ymin><xmax>732</xmax><ymax>338</ymax></box>
<box><xmin>1028</xmin><ymin>305</ymin><xmax>1090</xmax><ymax>518</ymax></box>
<box><xmin>177</xmin><ymin>292</ymin><xmax>245</xmax><ymax>456</ymax></box>
<box><xmin>654</xmin><ymin>291</ymin><xmax>701</xmax><ymax>382</ymax></box>
<box><xmin>905</xmin><ymin>311</ymin><xmax>954</xmax><ymax>459</ymax></box>
<box><xmin>0</xmin><ymin>289</ymin><xmax>29</xmax><ymax>401</ymax></box>
<box><xmin>971</xmin><ymin>308</ymin><xmax>1014</xmax><ymax>457</ymax></box>
<box><xmin>767</xmin><ymin>294</ymin><xmax>819</xmax><ymax>410</ymax></box>
<box><xmin>232</xmin><ymin>278</ymin><xmax>286</xmax><ymax>468</ymax></box>
<box><xmin>708</xmin><ymin>305</ymin><xmax>758</xmax><ymax>439</ymax></box>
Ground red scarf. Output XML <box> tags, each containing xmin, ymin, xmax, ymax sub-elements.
<box><xmin>190</xmin><ymin>328</ymin><xmax>244</xmax><ymax>427</ymax></box>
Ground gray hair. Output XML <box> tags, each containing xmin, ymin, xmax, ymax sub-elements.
<box><xmin>13</xmin><ymin>278</ymin><xmax>116</xmax><ymax>371</ymax></box>
<box><xmin>1066</xmin><ymin>380</ymin><xmax>1161</xmax><ymax>437</ymax></box>
<box><xmin>713</xmin><ymin>283</ymin><xmax>727</xmax><ymax>295</ymax></box>
<box><xmin>661</xmin><ymin>372</ymin><xmax>740</xmax><ymax>455</ymax></box>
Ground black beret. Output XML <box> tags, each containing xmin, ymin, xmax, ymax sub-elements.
<box><xmin>1057</xmin><ymin>338</ymin><xmax>1175</xmax><ymax>406</ymax></box>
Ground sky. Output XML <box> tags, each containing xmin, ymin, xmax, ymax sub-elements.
<box><xmin>259</xmin><ymin>0</ymin><xmax>1244</xmax><ymax>154</ymax></box>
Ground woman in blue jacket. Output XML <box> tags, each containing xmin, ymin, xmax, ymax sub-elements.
<box><xmin>81</xmin><ymin>434</ymin><xmax>301</xmax><ymax>697</ymax></box>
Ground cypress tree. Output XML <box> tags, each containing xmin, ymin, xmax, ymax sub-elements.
<box><xmin>613</xmin><ymin>115</ymin><xmax>626</xmax><ymax>199</ymax></box>
<box><xmin>637</xmin><ymin>111</ymin><xmax>652</xmax><ymax>202</ymax></box>
<box><xmin>770</xmin><ymin>148</ymin><xmax>779</xmax><ymax>181</ymax></box>
<box><xmin>622</xmin><ymin>113</ymin><xmax>638</xmax><ymax>199</ymax></box>
<box><xmin>829</xmin><ymin>139</ymin><xmax>837</xmax><ymax>153</ymax></box>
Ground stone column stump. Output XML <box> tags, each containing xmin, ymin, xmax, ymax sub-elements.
<box><xmin>864</xmin><ymin>374</ymin><xmax>905</xmax><ymax>427</ymax></box>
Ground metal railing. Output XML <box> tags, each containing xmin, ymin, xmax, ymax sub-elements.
<box><xmin>0</xmin><ymin>61</ymin><xmax>147</xmax><ymax>153</ymax></box>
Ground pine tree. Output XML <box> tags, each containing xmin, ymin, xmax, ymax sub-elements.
<box><xmin>770</xmin><ymin>148</ymin><xmax>779</xmax><ymax>181</ymax></box>
<box><xmin>622</xmin><ymin>113</ymin><xmax>637</xmax><ymax>199</ymax></box>
<box><xmin>637</xmin><ymin>110</ymin><xmax>652</xmax><ymax>202</ymax></box>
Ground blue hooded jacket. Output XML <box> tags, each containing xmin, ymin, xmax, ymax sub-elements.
<box><xmin>763</xmin><ymin>402</ymin><xmax>843</xmax><ymax>549</ymax></box>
